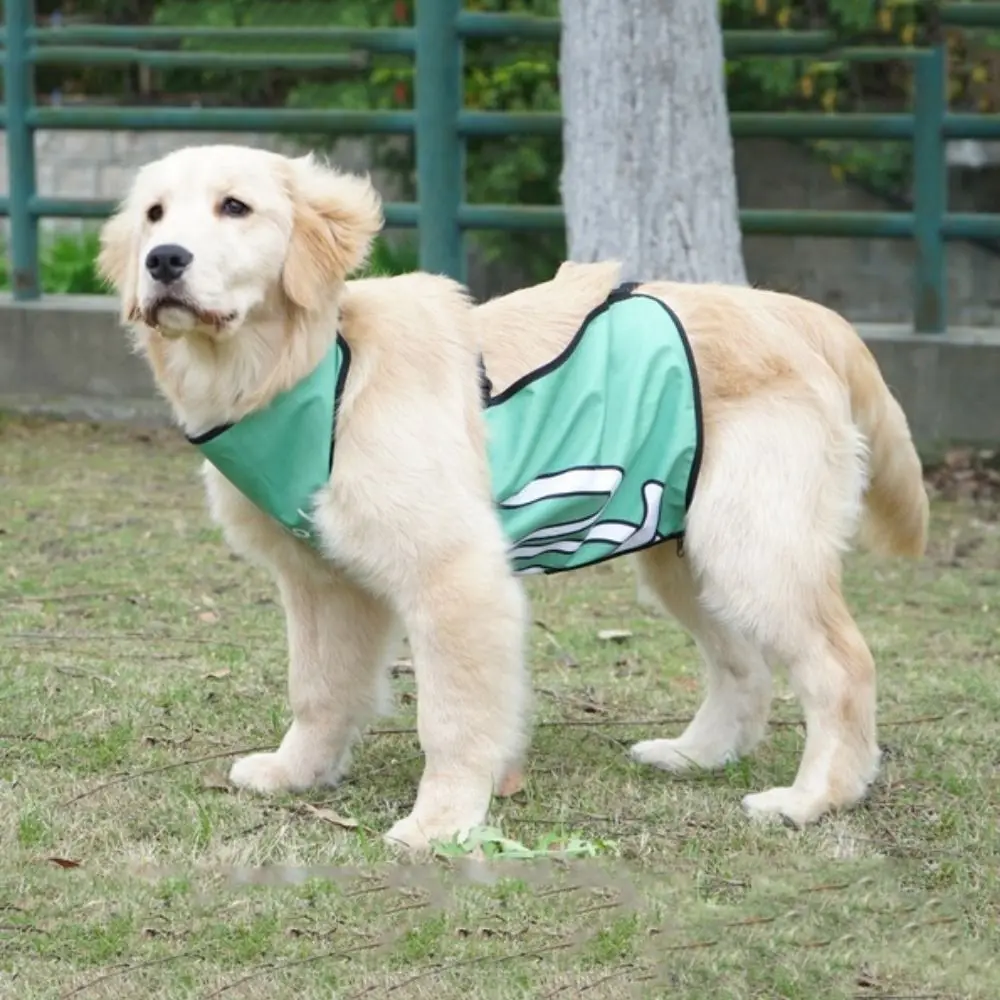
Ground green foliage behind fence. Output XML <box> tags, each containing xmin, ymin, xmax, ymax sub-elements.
<box><xmin>19</xmin><ymin>0</ymin><xmax>1000</xmax><ymax>284</ymax></box>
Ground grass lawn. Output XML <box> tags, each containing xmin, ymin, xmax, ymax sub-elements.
<box><xmin>1</xmin><ymin>414</ymin><xmax>998</xmax><ymax>999</ymax></box>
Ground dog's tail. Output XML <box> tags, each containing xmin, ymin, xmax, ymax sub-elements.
<box><xmin>836</xmin><ymin>327</ymin><xmax>929</xmax><ymax>558</ymax></box>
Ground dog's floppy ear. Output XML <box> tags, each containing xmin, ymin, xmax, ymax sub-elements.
<box><xmin>282</xmin><ymin>154</ymin><xmax>384</xmax><ymax>313</ymax></box>
<box><xmin>98</xmin><ymin>206</ymin><xmax>140</xmax><ymax>324</ymax></box>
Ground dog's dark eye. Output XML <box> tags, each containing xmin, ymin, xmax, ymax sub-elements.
<box><xmin>220</xmin><ymin>197</ymin><xmax>251</xmax><ymax>218</ymax></box>
<box><xmin>146</xmin><ymin>204</ymin><xmax>163</xmax><ymax>223</ymax></box>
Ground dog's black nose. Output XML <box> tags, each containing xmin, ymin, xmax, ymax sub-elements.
<box><xmin>145</xmin><ymin>244</ymin><xmax>193</xmax><ymax>285</ymax></box>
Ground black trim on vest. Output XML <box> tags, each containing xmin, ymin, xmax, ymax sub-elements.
<box><xmin>329</xmin><ymin>335</ymin><xmax>352</xmax><ymax>474</ymax></box>
<box><xmin>608</xmin><ymin>280</ymin><xmax>640</xmax><ymax>301</ymax></box>
<box><xmin>477</xmin><ymin>355</ymin><xmax>493</xmax><ymax>407</ymax></box>
<box><xmin>187</xmin><ymin>421</ymin><xmax>233</xmax><ymax>446</ymax></box>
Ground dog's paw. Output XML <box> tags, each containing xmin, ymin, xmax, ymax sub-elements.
<box><xmin>229</xmin><ymin>752</ymin><xmax>310</xmax><ymax>794</ymax></box>
<box><xmin>383</xmin><ymin>810</ymin><xmax>484</xmax><ymax>855</ymax></box>
<box><xmin>383</xmin><ymin>815</ymin><xmax>443</xmax><ymax>855</ymax></box>
<box><xmin>741</xmin><ymin>787</ymin><xmax>825</xmax><ymax>829</ymax></box>
<box><xmin>630</xmin><ymin>738</ymin><xmax>734</xmax><ymax>774</ymax></box>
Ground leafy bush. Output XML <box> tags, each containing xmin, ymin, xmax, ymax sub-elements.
<box><xmin>0</xmin><ymin>231</ymin><xmax>107</xmax><ymax>295</ymax></box>
<box><xmin>20</xmin><ymin>0</ymin><xmax>1000</xmax><ymax>284</ymax></box>
<box><xmin>361</xmin><ymin>235</ymin><xmax>420</xmax><ymax>278</ymax></box>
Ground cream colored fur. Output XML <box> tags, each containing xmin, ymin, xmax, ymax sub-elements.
<box><xmin>99</xmin><ymin>144</ymin><xmax>929</xmax><ymax>850</ymax></box>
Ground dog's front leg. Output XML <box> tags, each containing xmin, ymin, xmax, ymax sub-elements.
<box><xmin>229</xmin><ymin>563</ymin><xmax>398</xmax><ymax>794</ymax></box>
<box><xmin>383</xmin><ymin>543</ymin><xmax>529</xmax><ymax>853</ymax></box>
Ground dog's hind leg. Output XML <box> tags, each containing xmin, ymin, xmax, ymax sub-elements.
<box><xmin>229</xmin><ymin>563</ymin><xmax>399</xmax><ymax>794</ymax></box>
<box><xmin>629</xmin><ymin>546</ymin><xmax>772</xmax><ymax>773</ymax></box>
<box><xmin>682</xmin><ymin>394</ymin><xmax>879</xmax><ymax>827</ymax></box>
<box><xmin>740</xmin><ymin>583</ymin><xmax>878</xmax><ymax>827</ymax></box>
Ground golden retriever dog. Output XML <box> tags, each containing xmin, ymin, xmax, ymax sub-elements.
<box><xmin>98</xmin><ymin>144</ymin><xmax>928</xmax><ymax>851</ymax></box>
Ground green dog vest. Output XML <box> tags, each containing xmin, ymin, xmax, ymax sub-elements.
<box><xmin>189</xmin><ymin>285</ymin><xmax>703</xmax><ymax>576</ymax></box>
<box><xmin>188</xmin><ymin>338</ymin><xmax>349</xmax><ymax>543</ymax></box>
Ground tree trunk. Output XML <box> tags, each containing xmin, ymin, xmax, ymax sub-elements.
<box><xmin>559</xmin><ymin>0</ymin><xmax>747</xmax><ymax>285</ymax></box>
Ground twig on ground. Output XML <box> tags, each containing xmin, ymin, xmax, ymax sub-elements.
<box><xmin>534</xmin><ymin>619</ymin><xmax>579</xmax><ymax>667</ymax></box>
<box><xmin>60</xmin><ymin>949</ymin><xmax>204</xmax><ymax>999</ymax></box>
<box><xmin>577</xmin><ymin>899</ymin><xmax>625</xmax><ymax>917</ymax></box>
<box><xmin>849</xmin><ymin>995</ymin><xmax>943</xmax><ymax>999</ymax></box>
<box><xmin>54</xmin><ymin>665</ymin><xmax>116</xmax><ymax>685</ymax></box>
<box><xmin>542</xmin><ymin>964</ymin><xmax>640</xmax><ymax>998</ymax></box>
<box><xmin>343</xmin><ymin>881</ymin><xmax>390</xmax><ymax>899</ymax></box>
<box><xmin>369</xmin><ymin>714</ymin><xmax>944</xmax><ymax>738</ymax></box>
<box><xmin>722</xmin><ymin>915</ymin><xmax>779</xmax><ymax>928</ymax></box>
<box><xmin>381</xmin><ymin>900</ymin><xmax>429</xmax><ymax>917</ymax></box>
<box><xmin>584</xmin><ymin>729</ymin><xmax>631</xmax><ymax>753</ymax></box>
<box><xmin>201</xmin><ymin>940</ymin><xmax>383</xmax><ymax>998</ymax></box>
<box><xmin>347</xmin><ymin>939</ymin><xmax>575</xmax><ymax>998</ymax></box>
<box><xmin>59</xmin><ymin>744</ymin><xmax>276</xmax><ymax>806</ymax></box>
<box><xmin>2</xmin><ymin>590</ymin><xmax>122</xmax><ymax>604</ymax></box>
<box><xmin>576</xmin><ymin>964</ymin><xmax>642</xmax><ymax>995</ymax></box>
<box><xmin>368</xmin><ymin>717</ymin><xmax>696</xmax><ymax>737</ymax></box>
<box><xmin>661</xmin><ymin>939</ymin><xmax>718</xmax><ymax>952</ymax></box>
<box><xmin>0</xmin><ymin>732</ymin><xmax>49</xmax><ymax>742</ymax></box>
<box><xmin>536</xmin><ymin>884</ymin><xmax>586</xmax><ymax>899</ymax></box>
<box><xmin>4</xmin><ymin>630</ymin><xmax>277</xmax><ymax>652</ymax></box>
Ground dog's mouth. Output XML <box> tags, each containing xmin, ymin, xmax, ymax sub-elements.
<box><xmin>139</xmin><ymin>295</ymin><xmax>238</xmax><ymax>336</ymax></box>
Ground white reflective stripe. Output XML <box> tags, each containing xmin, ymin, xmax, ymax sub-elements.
<box><xmin>509</xmin><ymin>483</ymin><xmax>666</xmax><ymax>563</ymax></box>
<box><xmin>500</xmin><ymin>467</ymin><xmax>623</xmax><ymax>508</ymax></box>
<box><xmin>512</xmin><ymin>511</ymin><xmax>603</xmax><ymax>545</ymax></box>
<box><xmin>611</xmin><ymin>482</ymin><xmax>663</xmax><ymax>554</ymax></box>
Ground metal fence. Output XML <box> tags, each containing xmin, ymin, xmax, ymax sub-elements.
<box><xmin>2</xmin><ymin>0</ymin><xmax>1000</xmax><ymax>333</ymax></box>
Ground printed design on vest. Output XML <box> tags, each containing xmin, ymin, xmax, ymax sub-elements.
<box><xmin>500</xmin><ymin>467</ymin><xmax>666</xmax><ymax>575</ymax></box>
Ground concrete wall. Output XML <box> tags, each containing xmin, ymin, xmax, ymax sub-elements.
<box><xmin>2</xmin><ymin>295</ymin><xmax>998</xmax><ymax>451</ymax></box>
<box><xmin>2</xmin><ymin>129</ymin><xmax>1000</xmax><ymax>325</ymax></box>
<box><xmin>736</xmin><ymin>139</ymin><xmax>1000</xmax><ymax>328</ymax></box>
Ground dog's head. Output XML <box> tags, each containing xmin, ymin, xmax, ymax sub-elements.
<box><xmin>98</xmin><ymin>144</ymin><xmax>383</xmax><ymax>339</ymax></box>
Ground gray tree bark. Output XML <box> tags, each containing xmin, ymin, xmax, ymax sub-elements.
<box><xmin>559</xmin><ymin>0</ymin><xmax>748</xmax><ymax>285</ymax></box>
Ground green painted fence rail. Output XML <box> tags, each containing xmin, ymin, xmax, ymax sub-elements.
<box><xmin>1</xmin><ymin>0</ymin><xmax>999</xmax><ymax>333</ymax></box>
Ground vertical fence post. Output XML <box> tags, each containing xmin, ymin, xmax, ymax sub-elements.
<box><xmin>4</xmin><ymin>0</ymin><xmax>40</xmax><ymax>300</ymax></box>
<box><xmin>415</xmin><ymin>0</ymin><xmax>464</xmax><ymax>280</ymax></box>
<box><xmin>912</xmin><ymin>39</ymin><xmax>946</xmax><ymax>334</ymax></box>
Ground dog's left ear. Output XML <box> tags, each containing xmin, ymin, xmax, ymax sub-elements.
<box><xmin>282</xmin><ymin>155</ymin><xmax>384</xmax><ymax>314</ymax></box>
<box><xmin>97</xmin><ymin>205</ymin><xmax>140</xmax><ymax>324</ymax></box>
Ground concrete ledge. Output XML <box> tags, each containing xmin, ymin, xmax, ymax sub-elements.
<box><xmin>859</xmin><ymin>323</ymin><xmax>1000</xmax><ymax>452</ymax></box>
<box><xmin>0</xmin><ymin>294</ymin><xmax>169</xmax><ymax>421</ymax></box>
<box><xmin>2</xmin><ymin>294</ymin><xmax>999</xmax><ymax>450</ymax></box>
